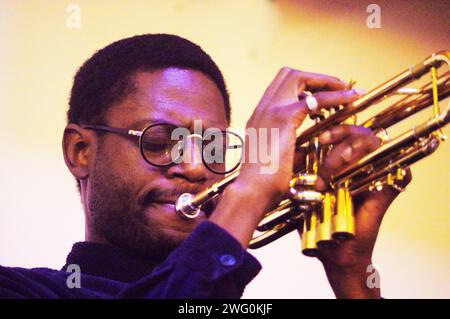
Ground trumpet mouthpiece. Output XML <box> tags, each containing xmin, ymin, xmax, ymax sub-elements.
<box><xmin>175</xmin><ymin>193</ymin><xmax>200</xmax><ymax>220</ymax></box>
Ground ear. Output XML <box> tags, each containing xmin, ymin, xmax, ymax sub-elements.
<box><xmin>62</xmin><ymin>123</ymin><xmax>97</xmax><ymax>182</ymax></box>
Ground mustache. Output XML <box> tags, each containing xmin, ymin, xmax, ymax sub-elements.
<box><xmin>139</xmin><ymin>185</ymin><xmax>217</xmax><ymax>216</ymax></box>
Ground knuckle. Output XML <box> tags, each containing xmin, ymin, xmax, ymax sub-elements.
<box><xmin>350</xmin><ymin>137</ymin><xmax>365</xmax><ymax>149</ymax></box>
<box><xmin>312</xmin><ymin>91</ymin><xmax>325</xmax><ymax>100</ymax></box>
<box><xmin>290</xmin><ymin>69</ymin><xmax>302</xmax><ymax>77</ymax></box>
<box><xmin>330</xmin><ymin>125</ymin><xmax>345</xmax><ymax>136</ymax></box>
<box><xmin>266</xmin><ymin>107</ymin><xmax>278</xmax><ymax>117</ymax></box>
<box><xmin>346</xmin><ymin>89</ymin><xmax>356</xmax><ymax>97</ymax></box>
<box><xmin>332</xmin><ymin>76</ymin><xmax>342</xmax><ymax>83</ymax></box>
<box><xmin>337</xmin><ymin>125</ymin><xmax>350</xmax><ymax>136</ymax></box>
<box><xmin>267</xmin><ymin>106</ymin><xmax>287</xmax><ymax>121</ymax></box>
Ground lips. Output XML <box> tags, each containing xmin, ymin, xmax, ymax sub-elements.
<box><xmin>148</xmin><ymin>202</ymin><xmax>207</xmax><ymax>223</ymax></box>
<box><xmin>140</xmin><ymin>189</ymin><xmax>216</xmax><ymax>217</ymax></box>
<box><xmin>151</xmin><ymin>202</ymin><xmax>176</xmax><ymax>212</ymax></box>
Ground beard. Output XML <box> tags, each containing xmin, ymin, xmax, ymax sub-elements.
<box><xmin>87</xmin><ymin>146</ymin><xmax>185</xmax><ymax>263</ymax></box>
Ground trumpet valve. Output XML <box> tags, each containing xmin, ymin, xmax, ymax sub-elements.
<box><xmin>289</xmin><ymin>173</ymin><xmax>317</xmax><ymax>187</ymax></box>
<box><xmin>289</xmin><ymin>173</ymin><xmax>324</xmax><ymax>204</ymax></box>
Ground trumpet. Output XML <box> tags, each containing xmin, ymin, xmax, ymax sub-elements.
<box><xmin>175</xmin><ymin>51</ymin><xmax>450</xmax><ymax>256</ymax></box>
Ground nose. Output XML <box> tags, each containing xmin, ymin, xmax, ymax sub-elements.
<box><xmin>169</xmin><ymin>134</ymin><xmax>208</xmax><ymax>183</ymax></box>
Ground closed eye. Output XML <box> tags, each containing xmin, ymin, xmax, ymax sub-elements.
<box><xmin>142</xmin><ymin>141</ymin><xmax>169</xmax><ymax>152</ymax></box>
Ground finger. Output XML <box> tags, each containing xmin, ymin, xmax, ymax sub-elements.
<box><xmin>315</xmin><ymin>135</ymin><xmax>382</xmax><ymax>191</ymax></box>
<box><xmin>251</xmin><ymin>67</ymin><xmax>302</xmax><ymax>126</ymax></box>
<box><xmin>258</xmin><ymin>69</ymin><xmax>357</xmax><ymax>116</ymax></box>
<box><xmin>259</xmin><ymin>67</ymin><xmax>293</xmax><ymax>102</ymax></box>
<box><xmin>280</xmin><ymin>70</ymin><xmax>350</xmax><ymax>101</ymax></box>
<box><xmin>327</xmin><ymin>135</ymin><xmax>382</xmax><ymax>169</ymax></box>
<box><xmin>284</xmin><ymin>89</ymin><xmax>363</xmax><ymax>118</ymax></box>
<box><xmin>298</xmin><ymin>71</ymin><xmax>349</xmax><ymax>92</ymax></box>
<box><xmin>309</xmin><ymin>89</ymin><xmax>365</xmax><ymax>108</ymax></box>
<box><xmin>318</xmin><ymin>124</ymin><xmax>373</xmax><ymax>145</ymax></box>
<box><xmin>262</xmin><ymin>69</ymin><xmax>351</xmax><ymax>108</ymax></box>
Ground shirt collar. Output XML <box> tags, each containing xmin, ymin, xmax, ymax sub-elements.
<box><xmin>62</xmin><ymin>241</ymin><xmax>159</xmax><ymax>283</ymax></box>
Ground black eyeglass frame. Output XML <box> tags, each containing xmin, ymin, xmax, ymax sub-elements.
<box><xmin>80</xmin><ymin>123</ymin><xmax>243</xmax><ymax>174</ymax></box>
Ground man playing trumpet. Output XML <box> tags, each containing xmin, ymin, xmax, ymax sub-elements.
<box><xmin>0</xmin><ymin>34</ymin><xmax>411</xmax><ymax>298</ymax></box>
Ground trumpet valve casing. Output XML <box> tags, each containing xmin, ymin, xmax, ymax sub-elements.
<box><xmin>289</xmin><ymin>173</ymin><xmax>324</xmax><ymax>204</ymax></box>
<box><xmin>301</xmin><ymin>210</ymin><xmax>319</xmax><ymax>257</ymax></box>
<box><xmin>332</xmin><ymin>185</ymin><xmax>355</xmax><ymax>241</ymax></box>
<box><xmin>316</xmin><ymin>192</ymin><xmax>338</xmax><ymax>249</ymax></box>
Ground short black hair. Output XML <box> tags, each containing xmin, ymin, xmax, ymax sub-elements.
<box><xmin>68</xmin><ymin>33</ymin><xmax>230</xmax><ymax>126</ymax></box>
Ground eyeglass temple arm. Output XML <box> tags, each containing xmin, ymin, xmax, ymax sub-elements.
<box><xmin>82</xmin><ymin>124</ymin><xmax>242</xmax><ymax>149</ymax></box>
<box><xmin>80</xmin><ymin>124</ymin><xmax>143</xmax><ymax>137</ymax></box>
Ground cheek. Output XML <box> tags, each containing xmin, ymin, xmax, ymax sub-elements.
<box><xmin>106</xmin><ymin>138</ymin><xmax>166</xmax><ymax>187</ymax></box>
<box><xmin>100</xmin><ymin>138</ymin><xmax>147</xmax><ymax>185</ymax></box>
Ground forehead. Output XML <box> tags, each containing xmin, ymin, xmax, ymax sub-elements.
<box><xmin>105</xmin><ymin>67</ymin><xmax>228</xmax><ymax>131</ymax></box>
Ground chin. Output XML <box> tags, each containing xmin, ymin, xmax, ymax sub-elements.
<box><xmin>160</xmin><ymin>227</ymin><xmax>193</xmax><ymax>244</ymax></box>
<box><xmin>142</xmin><ymin>203</ymin><xmax>207</xmax><ymax>243</ymax></box>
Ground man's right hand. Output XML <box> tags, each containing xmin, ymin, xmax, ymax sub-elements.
<box><xmin>210</xmin><ymin>67</ymin><xmax>363</xmax><ymax>248</ymax></box>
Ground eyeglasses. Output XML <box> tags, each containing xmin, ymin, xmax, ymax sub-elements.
<box><xmin>81</xmin><ymin>123</ymin><xmax>243</xmax><ymax>174</ymax></box>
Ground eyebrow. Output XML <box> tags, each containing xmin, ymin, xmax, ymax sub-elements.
<box><xmin>130</xmin><ymin>118</ymin><xmax>180</xmax><ymax>130</ymax></box>
<box><xmin>129</xmin><ymin>118</ymin><xmax>228</xmax><ymax>132</ymax></box>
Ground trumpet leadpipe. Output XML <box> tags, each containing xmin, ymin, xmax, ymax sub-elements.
<box><xmin>175</xmin><ymin>170</ymin><xmax>239</xmax><ymax>219</ymax></box>
<box><xmin>249</xmin><ymin>212</ymin><xmax>304</xmax><ymax>249</ymax></box>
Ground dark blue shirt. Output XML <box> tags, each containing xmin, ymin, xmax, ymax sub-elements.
<box><xmin>0</xmin><ymin>221</ymin><xmax>261</xmax><ymax>298</ymax></box>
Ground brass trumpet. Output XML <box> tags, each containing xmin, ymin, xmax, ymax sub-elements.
<box><xmin>175</xmin><ymin>51</ymin><xmax>450</xmax><ymax>256</ymax></box>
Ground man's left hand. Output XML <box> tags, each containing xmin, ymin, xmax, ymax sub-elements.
<box><xmin>299</xmin><ymin>124</ymin><xmax>412</xmax><ymax>298</ymax></box>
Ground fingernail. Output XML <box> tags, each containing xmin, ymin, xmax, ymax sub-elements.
<box><xmin>315</xmin><ymin>178</ymin><xmax>327</xmax><ymax>191</ymax></box>
<box><xmin>353</xmin><ymin>88</ymin><xmax>367</xmax><ymax>95</ymax></box>
<box><xmin>342</xmin><ymin>146</ymin><xmax>353</xmax><ymax>162</ymax></box>
<box><xmin>319</xmin><ymin>130</ymin><xmax>332</xmax><ymax>144</ymax></box>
